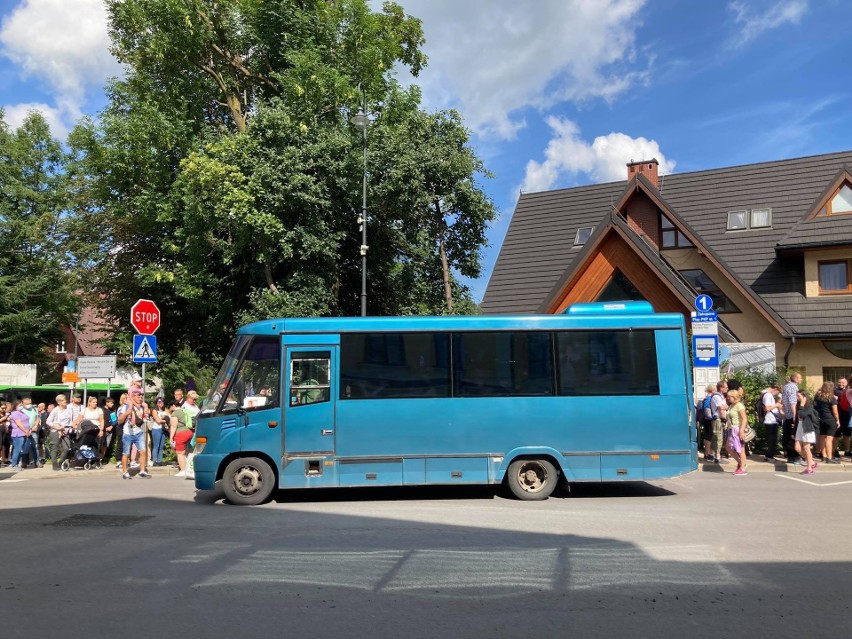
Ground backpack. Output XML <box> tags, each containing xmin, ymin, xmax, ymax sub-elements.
<box><xmin>755</xmin><ymin>392</ymin><xmax>770</xmax><ymax>422</ymax></box>
<box><xmin>701</xmin><ymin>396</ymin><xmax>714</xmax><ymax>421</ymax></box>
<box><xmin>839</xmin><ymin>390</ymin><xmax>851</xmax><ymax>412</ymax></box>
<box><xmin>704</xmin><ymin>392</ymin><xmax>724</xmax><ymax>420</ymax></box>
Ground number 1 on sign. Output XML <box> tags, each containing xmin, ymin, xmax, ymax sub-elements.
<box><xmin>695</xmin><ymin>294</ymin><xmax>713</xmax><ymax>311</ymax></box>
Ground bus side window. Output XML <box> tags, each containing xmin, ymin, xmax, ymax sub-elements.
<box><xmin>290</xmin><ymin>352</ymin><xmax>331</xmax><ymax>407</ymax></box>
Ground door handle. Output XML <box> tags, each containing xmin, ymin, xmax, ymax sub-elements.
<box><xmin>321</xmin><ymin>429</ymin><xmax>333</xmax><ymax>436</ymax></box>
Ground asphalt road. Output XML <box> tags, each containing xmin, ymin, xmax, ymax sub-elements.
<box><xmin>2</xmin><ymin>470</ymin><xmax>850</xmax><ymax>638</ymax></box>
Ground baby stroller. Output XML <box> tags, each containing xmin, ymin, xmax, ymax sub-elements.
<box><xmin>60</xmin><ymin>420</ymin><xmax>103</xmax><ymax>471</ymax></box>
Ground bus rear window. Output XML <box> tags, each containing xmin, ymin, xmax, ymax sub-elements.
<box><xmin>556</xmin><ymin>330</ymin><xmax>659</xmax><ymax>396</ymax></box>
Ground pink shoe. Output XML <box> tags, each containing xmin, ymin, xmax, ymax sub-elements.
<box><xmin>801</xmin><ymin>468</ymin><xmax>814</xmax><ymax>475</ymax></box>
<box><xmin>811</xmin><ymin>462</ymin><xmax>818</xmax><ymax>471</ymax></box>
<box><xmin>734</xmin><ymin>467</ymin><xmax>748</xmax><ymax>476</ymax></box>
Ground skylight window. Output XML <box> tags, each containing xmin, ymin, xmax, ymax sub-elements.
<box><xmin>679</xmin><ymin>269</ymin><xmax>740</xmax><ymax>313</ymax></box>
<box><xmin>574</xmin><ymin>227</ymin><xmax>593</xmax><ymax>246</ymax></box>
<box><xmin>750</xmin><ymin>208</ymin><xmax>771</xmax><ymax>228</ymax></box>
<box><xmin>726</xmin><ymin>210</ymin><xmax>748</xmax><ymax>230</ymax></box>
<box><xmin>727</xmin><ymin>208</ymin><xmax>771</xmax><ymax>230</ymax></box>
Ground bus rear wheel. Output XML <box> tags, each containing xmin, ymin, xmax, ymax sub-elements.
<box><xmin>222</xmin><ymin>457</ymin><xmax>275</xmax><ymax>506</ymax></box>
<box><xmin>506</xmin><ymin>458</ymin><xmax>558</xmax><ymax>500</ymax></box>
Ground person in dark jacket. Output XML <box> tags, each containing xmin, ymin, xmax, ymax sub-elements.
<box><xmin>795</xmin><ymin>390</ymin><xmax>820</xmax><ymax>475</ymax></box>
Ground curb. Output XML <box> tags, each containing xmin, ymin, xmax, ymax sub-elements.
<box><xmin>697</xmin><ymin>455</ymin><xmax>851</xmax><ymax>474</ymax></box>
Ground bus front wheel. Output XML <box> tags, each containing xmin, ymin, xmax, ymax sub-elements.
<box><xmin>506</xmin><ymin>459</ymin><xmax>558</xmax><ymax>500</ymax></box>
<box><xmin>222</xmin><ymin>457</ymin><xmax>275</xmax><ymax>506</ymax></box>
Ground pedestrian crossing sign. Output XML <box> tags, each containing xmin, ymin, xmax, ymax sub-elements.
<box><xmin>132</xmin><ymin>334</ymin><xmax>157</xmax><ymax>363</ymax></box>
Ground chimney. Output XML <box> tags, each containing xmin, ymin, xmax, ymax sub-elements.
<box><xmin>627</xmin><ymin>158</ymin><xmax>659</xmax><ymax>189</ymax></box>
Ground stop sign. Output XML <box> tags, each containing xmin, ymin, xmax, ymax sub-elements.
<box><xmin>130</xmin><ymin>299</ymin><xmax>161</xmax><ymax>334</ymax></box>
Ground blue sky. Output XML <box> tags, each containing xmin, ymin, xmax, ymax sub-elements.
<box><xmin>2</xmin><ymin>0</ymin><xmax>851</xmax><ymax>302</ymax></box>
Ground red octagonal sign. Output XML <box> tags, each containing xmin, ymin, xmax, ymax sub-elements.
<box><xmin>130</xmin><ymin>299</ymin><xmax>161</xmax><ymax>335</ymax></box>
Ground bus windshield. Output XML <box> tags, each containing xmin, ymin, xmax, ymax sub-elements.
<box><xmin>202</xmin><ymin>336</ymin><xmax>250</xmax><ymax>414</ymax></box>
<box><xmin>202</xmin><ymin>336</ymin><xmax>281</xmax><ymax>415</ymax></box>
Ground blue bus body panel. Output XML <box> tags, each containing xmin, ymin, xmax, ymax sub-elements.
<box><xmin>198</xmin><ymin>306</ymin><xmax>697</xmax><ymax>492</ymax></box>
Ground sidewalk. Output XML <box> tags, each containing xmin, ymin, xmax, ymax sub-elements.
<box><xmin>0</xmin><ymin>462</ymin><xmax>189</xmax><ymax>480</ymax></box>
<box><xmin>698</xmin><ymin>454</ymin><xmax>852</xmax><ymax>473</ymax></box>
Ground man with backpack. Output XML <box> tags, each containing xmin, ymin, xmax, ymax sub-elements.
<box><xmin>698</xmin><ymin>385</ymin><xmax>715</xmax><ymax>461</ymax></box>
<box><xmin>760</xmin><ymin>384</ymin><xmax>782</xmax><ymax>462</ymax></box>
<box><xmin>705</xmin><ymin>380</ymin><xmax>728</xmax><ymax>463</ymax></box>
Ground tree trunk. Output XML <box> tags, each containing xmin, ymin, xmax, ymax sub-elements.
<box><xmin>226</xmin><ymin>93</ymin><xmax>246</xmax><ymax>132</ymax></box>
<box><xmin>435</xmin><ymin>200</ymin><xmax>454</xmax><ymax>314</ymax></box>
<box><xmin>264</xmin><ymin>260</ymin><xmax>279</xmax><ymax>294</ymax></box>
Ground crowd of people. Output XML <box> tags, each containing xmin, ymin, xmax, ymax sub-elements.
<box><xmin>698</xmin><ymin>373</ymin><xmax>852</xmax><ymax>476</ymax></box>
<box><xmin>0</xmin><ymin>373</ymin><xmax>201</xmax><ymax>479</ymax></box>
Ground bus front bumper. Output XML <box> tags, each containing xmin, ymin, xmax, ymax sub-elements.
<box><xmin>193</xmin><ymin>453</ymin><xmax>226</xmax><ymax>491</ymax></box>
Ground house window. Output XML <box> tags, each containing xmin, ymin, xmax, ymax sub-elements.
<box><xmin>574</xmin><ymin>227</ymin><xmax>593</xmax><ymax>246</ymax></box>
<box><xmin>818</xmin><ymin>260</ymin><xmax>852</xmax><ymax>294</ymax></box>
<box><xmin>827</xmin><ymin>184</ymin><xmax>852</xmax><ymax>215</ymax></box>
<box><xmin>823</xmin><ymin>341</ymin><xmax>852</xmax><ymax>360</ymax></box>
<box><xmin>750</xmin><ymin>208</ymin><xmax>772</xmax><ymax>228</ymax></box>
<box><xmin>727</xmin><ymin>208</ymin><xmax>771</xmax><ymax>230</ymax></box>
<box><xmin>823</xmin><ymin>367</ymin><xmax>852</xmax><ymax>384</ymax></box>
<box><xmin>55</xmin><ymin>340</ymin><xmax>66</xmax><ymax>353</ymax></box>
<box><xmin>679</xmin><ymin>269</ymin><xmax>740</xmax><ymax>313</ymax></box>
<box><xmin>595</xmin><ymin>269</ymin><xmax>645</xmax><ymax>302</ymax></box>
<box><xmin>660</xmin><ymin>215</ymin><xmax>692</xmax><ymax>248</ymax></box>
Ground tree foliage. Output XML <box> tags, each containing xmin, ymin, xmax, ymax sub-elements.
<box><xmin>0</xmin><ymin>111</ymin><xmax>79</xmax><ymax>365</ymax></box>
<box><xmin>60</xmin><ymin>0</ymin><xmax>494</xmax><ymax>377</ymax></box>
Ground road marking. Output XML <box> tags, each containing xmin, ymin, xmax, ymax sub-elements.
<box><xmin>777</xmin><ymin>475</ymin><xmax>852</xmax><ymax>487</ymax></box>
<box><xmin>0</xmin><ymin>478</ymin><xmax>29</xmax><ymax>483</ymax></box>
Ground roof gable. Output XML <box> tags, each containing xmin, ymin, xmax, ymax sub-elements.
<box><xmin>777</xmin><ymin>167</ymin><xmax>852</xmax><ymax>251</ymax></box>
<box><xmin>483</xmin><ymin>149</ymin><xmax>852</xmax><ymax>335</ymax></box>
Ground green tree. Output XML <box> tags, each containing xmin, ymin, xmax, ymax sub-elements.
<box><xmin>0</xmin><ymin>111</ymin><xmax>78</xmax><ymax>364</ymax></box>
<box><xmin>68</xmin><ymin>0</ymin><xmax>494</xmax><ymax>372</ymax></box>
<box><xmin>370</xmin><ymin>86</ymin><xmax>496</xmax><ymax>313</ymax></box>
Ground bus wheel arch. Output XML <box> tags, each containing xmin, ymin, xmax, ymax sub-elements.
<box><xmin>219</xmin><ymin>453</ymin><xmax>278</xmax><ymax>506</ymax></box>
<box><xmin>504</xmin><ymin>456</ymin><xmax>561</xmax><ymax>501</ymax></box>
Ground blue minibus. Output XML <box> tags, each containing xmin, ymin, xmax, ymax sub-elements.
<box><xmin>193</xmin><ymin>301</ymin><xmax>697</xmax><ymax>505</ymax></box>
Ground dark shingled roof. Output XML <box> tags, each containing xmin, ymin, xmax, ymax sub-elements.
<box><xmin>482</xmin><ymin>150</ymin><xmax>852</xmax><ymax>336</ymax></box>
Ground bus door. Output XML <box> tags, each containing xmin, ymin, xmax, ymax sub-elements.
<box><xmin>284</xmin><ymin>345</ymin><xmax>337</xmax><ymax>459</ymax></box>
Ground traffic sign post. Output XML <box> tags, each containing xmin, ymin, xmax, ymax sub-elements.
<box><xmin>133</xmin><ymin>335</ymin><xmax>157</xmax><ymax>363</ymax></box>
<box><xmin>691</xmin><ymin>297</ymin><xmax>719</xmax><ymax>400</ymax></box>
<box><xmin>130</xmin><ymin>299</ymin><xmax>161</xmax><ymax>398</ymax></box>
<box><xmin>131</xmin><ymin>299</ymin><xmax>161</xmax><ymax>335</ymax></box>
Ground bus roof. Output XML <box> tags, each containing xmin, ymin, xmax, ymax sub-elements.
<box><xmin>238</xmin><ymin>303</ymin><xmax>685</xmax><ymax>336</ymax></box>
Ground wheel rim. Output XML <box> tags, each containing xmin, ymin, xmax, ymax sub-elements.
<box><xmin>232</xmin><ymin>464</ymin><xmax>263</xmax><ymax>497</ymax></box>
<box><xmin>516</xmin><ymin>461</ymin><xmax>549</xmax><ymax>494</ymax></box>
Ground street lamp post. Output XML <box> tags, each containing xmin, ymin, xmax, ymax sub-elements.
<box><xmin>350</xmin><ymin>99</ymin><xmax>369</xmax><ymax>317</ymax></box>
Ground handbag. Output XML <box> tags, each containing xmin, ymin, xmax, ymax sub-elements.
<box><xmin>741</xmin><ymin>424</ymin><xmax>756</xmax><ymax>443</ymax></box>
<box><xmin>184</xmin><ymin>452</ymin><xmax>196</xmax><ymax>480</ymax></box>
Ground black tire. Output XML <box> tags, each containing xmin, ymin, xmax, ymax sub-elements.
<box><xmin>84</xmin><ymin>462</ymin><xmax>91</xmax><ymax>471</ymax></box>
<box><xmin>60</xmin><ymin>460</ymin><xmax>71</xmax><ymax>472</ymax></box>
<box><xmin>506</xmin><ymin>458</ymin><xmax>558</xmax><ymax>501</ymax></box>
<box><xmin>222</xmin><ymin>457</ymin><xmax>275</xmax><ymax>506</ymax></box>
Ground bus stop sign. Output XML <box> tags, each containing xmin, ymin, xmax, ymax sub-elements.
<box><xmin>131</xmin><ymin>299</ymin><xmax>161</xmax><ymax>335</ymax></box>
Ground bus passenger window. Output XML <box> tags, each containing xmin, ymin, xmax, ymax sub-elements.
<box><xmin>290</xmin><ymin>352</ymin><xmax>331</xmax><ymax>407</ymax></box>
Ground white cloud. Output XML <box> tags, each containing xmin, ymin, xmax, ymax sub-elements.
<box><xmin>398</xmin><ymin>0</ymin><xmax>649</xmax><ymax>139</ymax></box>
<box><xmin>520</xmin><ymin>116</ymin><xmax>675</xmax><ymax>193</ymax></box>
<box><xmin>2</xmin><ymin>101</ymin><xmax>68</xmax><ymax>138</ymax></box>
<box><xmin>0</xmin><ymin>0</ymin><xmax>118</xmax><ymax>132</ymax></box>
<box><xmin>727</xmin><ymin>0</ymin><xmax>808</xmax><ymax>47</ymax></box>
